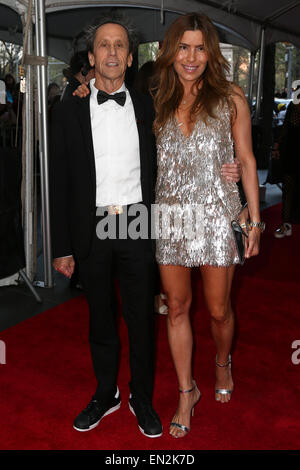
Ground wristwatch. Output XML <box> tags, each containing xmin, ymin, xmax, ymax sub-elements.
<box><xmin>247</xmin><ymin>221</ymin><xmax>266</xmax><ymax>232</ymax></box>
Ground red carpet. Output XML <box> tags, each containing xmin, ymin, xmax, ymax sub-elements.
<box><xmin>0</xmin><ymin>203</ymin><xmax>300</xmax><ymax>450</ymax></box>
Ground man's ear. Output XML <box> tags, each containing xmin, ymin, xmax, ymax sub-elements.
<box><xmin>88</xmin><ymin>51</ymin><xmax>95</xmax><ymax>68</ymax></box>
<box><xmin>127</xmin><ymin>52</ymin><xmax>133</xmax><ymax>68</ymax></box>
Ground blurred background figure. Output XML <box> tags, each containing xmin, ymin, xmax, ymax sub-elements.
<box><xmin>47</xmin><ymin>82</ymin><xmax>61</xmax><ymax>126</ymax></box>
<box><xmin>272</xmin><ymin>84</ymin><xmax>300</xmax><ymax>238</ymax></box>
<box><xmin>0</xmin><ymin>74</ymin><xmax>21</xmax><ymax>148</ymax></box>
<box><xmin>4</xmin><ymin>73</ymin><xmax>17</xmax><ymax>110</ymax></box>
<box><xmin>61</xmin><ymin>50</ymin><xmax>94</xmax><ymax>102</ymax></box>
<box><xmin>0</xmin><ymin>74</ymin><xmax>18</xmax><ymax>125</ymax></box>
<box><xmin>276</xmin><ymin>102</ymin><xmax>287</xmax><ymax>127</ymax></box>
<box><xmin>48</xmin><ymin>82</ymin><xmax>60</xmax><ymax>103</ymax></box>
<box><xmin>133</xmin><ymin>60</ymin><xmax>154</xmax><ymax>96</ymax></box>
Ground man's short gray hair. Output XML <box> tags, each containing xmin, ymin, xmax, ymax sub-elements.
<box><xmin>85</xmin><ymin>13</ymin><xmax>139</xmax><ymax>54</ymax></box>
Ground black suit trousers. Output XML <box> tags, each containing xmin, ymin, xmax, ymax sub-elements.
<box><xmin>77</xmin><ymin>209</ymin><xmax>156</xmax><ymax>405</ymax></box>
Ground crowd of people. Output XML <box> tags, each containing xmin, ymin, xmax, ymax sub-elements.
<box><xmin>0</xmin><ymin>73</ymin><xmax>22</xmax><ymax>147</ymax></box>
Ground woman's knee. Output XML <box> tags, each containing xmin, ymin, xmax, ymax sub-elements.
<box><xmin>209</xmin><ymin>304</ymin><xmax>231</xmax><ymax>323</ymax></box>
<box><xmin>167</xmin><ymin>295</ymin><xmax>191</xmax><ymax>326</ymax></box>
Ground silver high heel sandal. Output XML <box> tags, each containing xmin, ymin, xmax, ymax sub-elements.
<box><xmin>215</xmin><ymin>354</ymin><xmax>234</xmax><ymax>402</ymax></box>
<box><xmin>170</xmin><ymin>380</ymin><xmax>201</xmax><ymax>438</ymax></box>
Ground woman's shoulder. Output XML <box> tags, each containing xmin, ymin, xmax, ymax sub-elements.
<box><xmin>226</xmin><ymin>83</ymin><xmax>250</xmax><ymax>123</ymax></box>
<box><xmin>228</xmin><ymin>82</ymin><xmax>247</xmax><ymax>101</ymax></box>
<box><xmin>229</xmin><ymin>83</ymin><xmax>247</xmax><ymax>105</ymax></box>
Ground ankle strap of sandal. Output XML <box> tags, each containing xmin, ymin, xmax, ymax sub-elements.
<box><xmin>179</xmin><ymin>380</ymin><xmax>196</xmax><ymax>394</ymax></box>
<box><xmin>216</xmin><ymin>354</ymin><xmax>232</xmax><ymax>368</ymax></box>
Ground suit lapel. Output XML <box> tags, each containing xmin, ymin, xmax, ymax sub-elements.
<box><xmin>129</xmin><ymin>88</ymin><xmax>149</xmax><ymax>198</ymax></box>
<box><xmin>75</xmin><ymin>95</ymin><xmax>96</xmax><ymax>199</ymax></box>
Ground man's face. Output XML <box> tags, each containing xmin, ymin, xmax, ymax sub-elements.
<box><xmin>88</xmin><ymin>23</ymin><xmax>133</xmax><ymax>84</ymax></box>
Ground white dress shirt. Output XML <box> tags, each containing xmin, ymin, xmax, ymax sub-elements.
<box><xmin>89</xmin><ymin>79</ymin><xmax>142</xmax><ymax>207</ymax></box>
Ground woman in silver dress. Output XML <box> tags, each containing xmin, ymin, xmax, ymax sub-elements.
<box><xmin>152</xmin><ymin>13</ymin><xmax>263</xmax><ymax>438</ymax></box>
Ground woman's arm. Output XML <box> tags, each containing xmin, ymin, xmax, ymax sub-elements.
<box><xmin>231</xmin><ymin>85</ymin><xmax>262</xmax><ymax>258</ymax></box>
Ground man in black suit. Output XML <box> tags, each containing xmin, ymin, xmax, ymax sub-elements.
<box><xmin>50</xmin><ymin>15</ymin><xmax>162</xmax><ymax>438</ymax></box>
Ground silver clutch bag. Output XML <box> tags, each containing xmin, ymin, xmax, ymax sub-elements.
<box><xmin>231</xmin><ymin>203</ymin><xmax>249</xmax><ymax>265</ymax></box>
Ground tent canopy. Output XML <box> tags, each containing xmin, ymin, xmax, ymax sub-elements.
<box><xmin>1</xmin><ymin>1</ymin><xmax>300</xmax><ymax>62</ymax></box>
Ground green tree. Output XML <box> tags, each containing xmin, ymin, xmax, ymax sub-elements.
<box><xmin>275</xmin><ymin>43</ymin><xmax>300</xmax><ymax>95</ymax></box>
<box><xmin>232</xmin><ymin>46</ymin><xmax>250</xmax><ymax>94</ymax></box>
<box><xmin>275</xmin><ymin>43</ymin><xmax>287</xmax><ymax>93</ymax></box>
<box><xmin>48</xmin><ymin>57</ymin><xmax>68</xmax><ymax>89</ymax></box>
<box><xmin>293</xmin><ymin>46</ymin><xmax>300</xmax><ymax>83</ymax></box>
<box><xmin>138</xmin><ymin>42</ymin><xmax>159</xmax><ymax>68</ymax></box>
<box><xmin>0</xmin><ymin>40</ymin><xmax>22</xmax><ymax>78</ymax></box>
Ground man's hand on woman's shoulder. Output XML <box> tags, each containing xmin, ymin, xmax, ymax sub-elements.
<box><xmin>221</xmin><ymin>158</ymin><xmax>242</xmax><ymax>182</ymax></box>
<box><xmin>73</xmin><ymin>82</ymin><xmax>90</xmax><ymax>98</ymax></box>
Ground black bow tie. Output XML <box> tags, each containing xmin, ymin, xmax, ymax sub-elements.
<box><xmin>97</xmin><ymin>90</ymin><xmax>126</xmax><ymax>106</ymax></box>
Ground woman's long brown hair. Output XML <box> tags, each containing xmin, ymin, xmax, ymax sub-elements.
<box><xmin>151</xmin><ymin>13</ymin><xmax>236</xmax><ymax>135</ymax></box>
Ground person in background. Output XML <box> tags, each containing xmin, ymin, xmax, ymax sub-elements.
<box><xmin>0</xmin><ymin>74</ymin><xmax>18</xmax><ymax>126</ymax></box>
<box><xmin>48</xmin><ymin>82</ymin><xmax>61</xmax><ymax>105</ymax></box>
<box><xmin>133</xmin><ymin>60</ymin><xmax>155</xmax><ymax>96</ymax></box>
<box><xmin>47</xmin><ymin>82</ymin><xmax>61</xmax><ymax>127</ymax></box>
<box><xmin>272</xmin><ymin>84</ymin><xmax>300</xmax><ymax>238</ymax></box>
<box><xmin>4</xmin><ymin>74</ymin><xmax>17</xmax><ymax>110</ymax></box>
<box><xmin>276</xmin><ymin>102</ymin><xmax>287</xmax><ymax>127</ymax></box>
<box><xmin>61</xmin><ymin>50</ymin><xmax>95</xmax><ymax>102</ymax></box>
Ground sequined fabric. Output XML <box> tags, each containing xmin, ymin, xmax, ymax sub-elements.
<box><xmin>155</xmin><ymin>101</ymin><xmax>242</xmax><ymax>267</ymax></box>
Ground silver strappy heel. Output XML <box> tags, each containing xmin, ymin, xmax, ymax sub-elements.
<box><xmin>215</xmin><ymin>354</ymin><xmax>234</xmax><ymax>402</ymax></box>
<box><xmin>170</xmin><ymin>380</ymin><xmax>201</xmax><ymax>438</ymax></box>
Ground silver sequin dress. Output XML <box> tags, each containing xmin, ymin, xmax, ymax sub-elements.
<box><xmin>155</xmin><ymin>101</ymin><xmax>242</xmax><ymax>267</ymax></box>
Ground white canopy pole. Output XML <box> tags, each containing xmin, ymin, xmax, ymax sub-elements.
<box><xmin>247</xmin><ymin>50</ymin><xmax>255</xmax><ymax>108</ymax></box>
<box><xmin>35</xmin><ymin>0</ymin><xmax>53</xmax><ymax>287</ymax></box>
<box><xmin>254</xmin><ymin>26</ymin><xmax>266</xmax><ymax>124</ymax></box>
<box><xmin>23</xmin><ymin>14</ymin><xmax>35</xmax><ymax>281</ymax></box>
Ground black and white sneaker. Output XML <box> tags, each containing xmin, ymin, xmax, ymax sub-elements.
<box><xmin>129</xmin><ymin>395</ymin><xmax>163</xmax><ymax>438</ymax></box>
<box><xmin>73</xmin><ymin>387</ymin><xmax>121</xmax><ymax>432</ymax></box>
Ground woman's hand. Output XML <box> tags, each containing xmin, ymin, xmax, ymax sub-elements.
<box><xmin>73</xmin><ymin>83</ymin><xmax>90</xmax><ymax>98</ymax></box>
<box><xmin>244</xmin><ymin>227</ymin><xmax>260</xmax><ymax>259</ymax></box>
<box><xmin>238</xmin><ymin>204</ymin><xmax>249</xmax><ymax>226</ymax></box>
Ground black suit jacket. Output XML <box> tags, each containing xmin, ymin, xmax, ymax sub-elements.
<box><xmin>49</xmin><ymin>88</ymin><xmax>157</xmax><ymax>260</ymax></box>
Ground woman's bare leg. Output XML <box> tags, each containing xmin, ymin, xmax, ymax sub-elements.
<box><xmin>159</xmin><ymin>265</ymin><xmax>201</xmax><ymax>437</ymax></box>
<box><xmin>200</xmin><ymin>264</ymin><xmax>236</xmax><ymax>403</ymax></box>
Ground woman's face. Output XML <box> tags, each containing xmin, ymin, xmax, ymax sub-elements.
<box><xmin>173</xmin><ymin>30</ymin><xmax>208</xmax><ymax>88</ymax></box>
<box><xmin>5</xmin><ymin>76</ymin><xmax>14</xmax><ymax>88</ymax></box>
